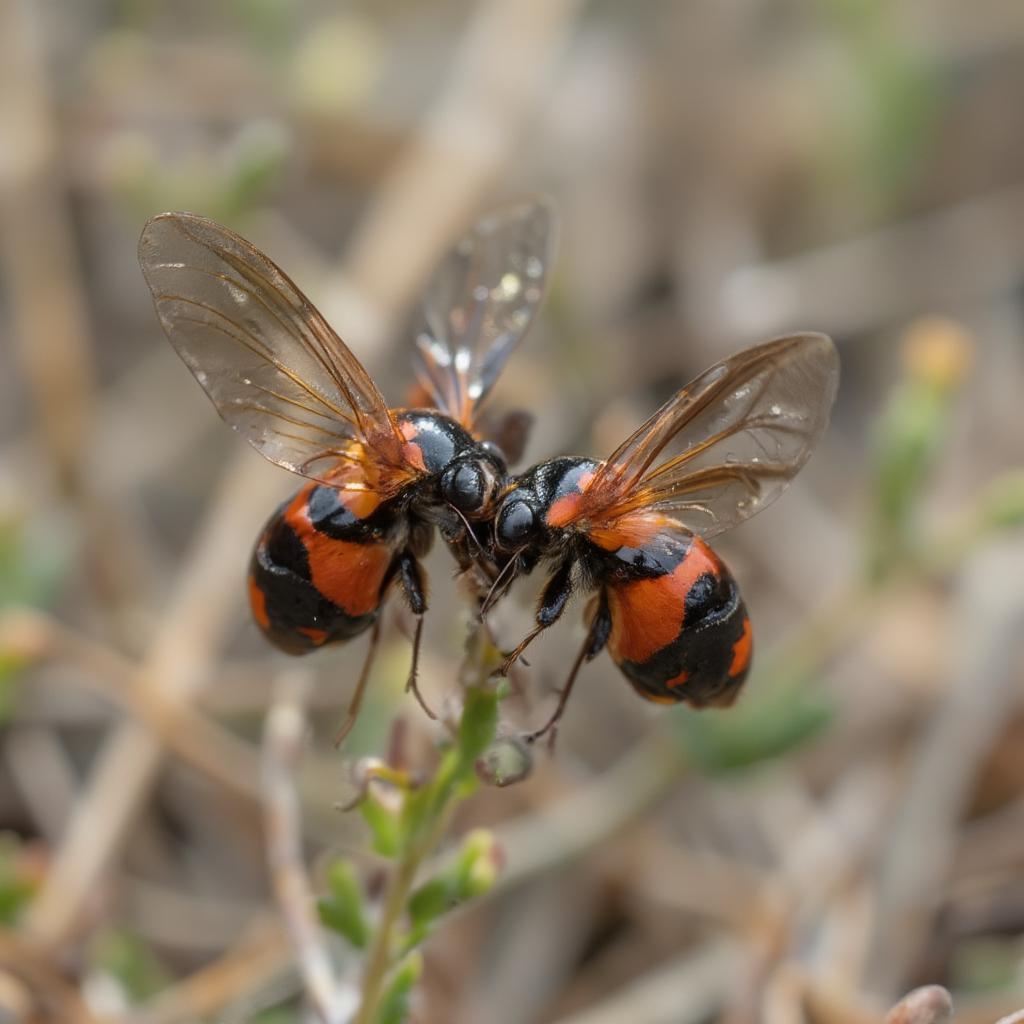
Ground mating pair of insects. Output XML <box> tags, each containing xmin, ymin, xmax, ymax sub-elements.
<box><xmin>138</xmin><ymin>199</ymin><xmax>839</xmax><ymax>744</ymax></box>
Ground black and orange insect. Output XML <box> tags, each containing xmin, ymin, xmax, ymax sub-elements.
<box><xmin>138</xmin><ymin>200</ymin><xmax>556</xmax><ymax>737</ymax></box>
<box><xmin>487</xmin><ymin>333</ymin><xmax>839</xmax><ymax>741</ymax></box>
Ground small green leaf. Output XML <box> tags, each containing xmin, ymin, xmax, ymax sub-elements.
<box><xmin>456</xmin><ymin>684</ymin><xmax>499</xmax><ymax>770</ymax></box>
<box><xmin>317</xmin><ymin>859</ymin><xmax>369</xmax><ymax>949</ymax></box>
<box><xmin>407</xmin><ymin>874</ymin><xmax>454</xmax><ymax>931</ymax></box>
<box><xmin>406</xmin><ymin>829</ymin><xmax>502</xmax><ymax>940</ymax></box>
<box><xmin>397</xmin><ymin>780</ymin><xmax>437</xmax><ymax>852</ymax></box>
<box><xmin>453</xmin><ymin>829</ymin><xmax>502</xmax><ymax>900</ymax></box>
<box><xmin>375</xmin><ymin>952</ymin><xmax>422</xmax><ymax>1024</ymax></box>
<box><xmin>360</xmin><ymin>793</ymin><xmax>401</xmax><ymax>858</ymax></box>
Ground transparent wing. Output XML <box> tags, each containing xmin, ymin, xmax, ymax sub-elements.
<box><xmin>577</xmin><ymin>333</ymin><xmax>839</xmax><ymax>539</ymax></box>
<box><xmin>139</xmin><ymin>213</ymin><xmax>416</xmax><ymax>491</ymax></box>
<box><xmin>412</xmin><ymin>197</ymin><xmax>557</xmax><ymax>427</ymax></box>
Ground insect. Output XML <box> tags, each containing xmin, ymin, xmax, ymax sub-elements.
<box><xmin>487</xmin><ymin>332</ymin><xmax>840</xmax><ymax>741</ymax></box>
<box><xmin>139</xmin><ymin>199</ymin><xmax>556</xmax><ymax>738</ymax></box>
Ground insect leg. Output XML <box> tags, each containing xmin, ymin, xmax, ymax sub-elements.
<box><xmin>501</xmin><ymin>557</ymin><xmax>574</xmax><ymax>675</ymax></box>
<box><xmin>333</xmin><ymin>614</ymin><xmax>383</xmax><ymax>748</ymax></box>
<box><xmin>524</xmin><ymin>589</ymin><xmax>611</xmax><ymax>746</ymax></box>
<box><xmin>397</xmin><ymin>551</ymin><xmax>437</xmax><ymax>720</ymax></box>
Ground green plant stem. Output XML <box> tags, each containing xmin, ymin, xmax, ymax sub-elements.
<box><xmin>353</xmin><ymin>792</ymin><xmax>456</xmax><ymax>1024</ymax></box>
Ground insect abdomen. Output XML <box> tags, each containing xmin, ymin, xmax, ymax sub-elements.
<box><xmin>248</xmin><ymin>483</ymin><xmax>400</xmax><ymax>654</ymax></box>
<box><xmin>605</xmin><ymin>536</ymin><xmax>752</xmax><ymax>708</ymax></box>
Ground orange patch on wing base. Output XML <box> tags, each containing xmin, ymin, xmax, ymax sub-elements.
<box><xmin>589</xmin><ymin>512</ymin><xmax>682</xmax><ymax>551</ymax></box>
<box><xmin>729</xmin><ymin>617</ymin><xmax>753</xmax><ymax>677</ymax></box>
<box><xmin>607</xmin><ymin>538</ymin><xmax>723</xmax><ymax>664</ymax></box>
<box><xmin>339</xmin><ymin>487</ymin><xmax>381</xmax><ymax>519</ymax></box>
<box><xmin>248</xmin><ymin>573</ymin><xmax>270</xmax><ymax>629</ymax></box>
<box><xmin>545</xmin><ymin>470</ymin><xmax>596</xmax><ymax>527</ymax></box>
<box><xmin>401</xmin><ymin>442</ymin><xmax>427</xmax><ymax>473</ymax></box>
<box><xmin>399</xmin><ymin>421</ymin><xmax>428</xmax><ymax>472</ymax></box>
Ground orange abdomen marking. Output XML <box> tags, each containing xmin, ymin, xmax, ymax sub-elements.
<box><xmin>729</xmin><ymin>616</ymin><xmax>753</xmax><ymax>678</ymax></box>
<box><xmin>307</xmin><ymin>536</ymin><xmax>393</xmax><ymax>616</ymax></box>
<box><xmin>283</xmin><ymin>487</ymin><xmax>395</xmax><ymax>617</ymax></box>
<box><xmin>606</xmin><ymin>539</ymin><xmax>723</xmax><ymax>665</ymax></box>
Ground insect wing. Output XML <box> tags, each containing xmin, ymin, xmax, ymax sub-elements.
<box><xmin>577</xmin><ymin>333</ymin><xmax>839</xmax><ymax>539</ymax></box>
<box><xmin>139</xmin><ymin>213</ymin><xmax>415</xmax><ymax>491</ymax></box>
<box><xmin>413</xmin><ymin>197</ymin><xmax>557</xmax><ymax>427</ymax></box>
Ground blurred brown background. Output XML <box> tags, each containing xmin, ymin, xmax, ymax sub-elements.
<box><xmin>1</xmin><ymin>1</ymin><xmax>1023</xmax><ymax>1022</ymax></box>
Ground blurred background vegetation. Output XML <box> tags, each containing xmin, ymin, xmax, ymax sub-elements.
<box><xmin>1</xmin><ymin>1</ymin><xmax>1023</xmax><ymax>1022</ymax></box>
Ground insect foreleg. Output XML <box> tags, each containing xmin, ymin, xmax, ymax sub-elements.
<box><xmin>396</xmin><ymin>551</ymin><xmax>436</xmax><ymax>720</ymax></box>
<box><xmin>524</xmin><ymin>591</ymin><xmax>609</xmax><ymax>747</ymax></box>
<box><xmin>500</xmin><ymin>557</ymin><xmax>575</xmax><ymax>674</ymax></box>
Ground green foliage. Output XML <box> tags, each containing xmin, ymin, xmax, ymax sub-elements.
<box><xmin>91</xmin><ymin>929</ymin><xmax>172</xmax><ymax>1004</ymax></box>
<box><xmin>867</xmin><ymin>321</ymin><xmax>972</xmax><ymax>582</ymax></box>
<box><xmin>113</xmin><ymin>121</ymin><xmax>288</xmax><ymax>227</ymax></box>
<box><xmin>0</xmin><ymin>516</ymin><xmax>71</xmax><ymax>724</ymax></box>
<box><xmin>250</xmin><ymin>1009</ymin><xmax>300</xmax><ymax>1024</ymax></box>
<box><xmin>949</xmin><ymin>935</ymin><xmax>1022</xmax><ymax>993</ymax></box>
<box><xmin>341</xmin><ymin>673</ymin><xmax>504</xmax><ymax>1024</ymax></box>
<box><xmin>360</xmin><ymin>792</ymin><xmax>401</xmax><ymax>858</ymax></box>
<box><xmin>817</xmin><ymin>0</ymin><xmax>942</xmax><ymax>210</ymax></box>
<box><xmin>398</xmin><ymin>680</ymin><xmax>500</xmax><ymax>851</ymax></box>
<box><xmin>0</xmin><ymin>517</ymin><xmax>68</xmax><ymax>609</ymax></box>
<box><xmin>0</xmin><ymin>835</ymin><xmax>37</xmax><ymax>925</ymax></box>
<box><xmin>0</xmin><ymin>655</ymin><xmax>26</xmax><ymax>725</ymax></box>
<box><xmin>317</xmin><ymin>859</ymin><xmax>370</xmax><ymax>949</ymax></box>
<box><xmin>231</xmin><ymin>0</ymin><xmax>299</xmax><ymax>56</ymax></box>
<box><xmin>671</xmin><ymin>679</ymin><xmax>833</xmax><ymax>774</ymax></box>
<box><xmin>868</xmin><ymin>374</ymin><xmax>948</xmax><ymax>576</ymax></box>
<box><xmin>375</xmin><ymin>953</ymin><xmax>422</xmax><ymax>1024</ymax></box>
<box><xmin>976</xmin><ymin>471</ymin><xmax>1024</xmax><ymax>531</ymax></box>
<box><xmin>456</xmin><ymin>685</ymin><xmax>501</xmax><ymax>769</ymax></box>
<box><xmin>406</xmin><ymin>829</ymin><xmax>500</xmax><ymax>949</ymax></box>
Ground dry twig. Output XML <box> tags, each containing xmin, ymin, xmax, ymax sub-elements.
<box><xmin>21</xmin><ymin>455</ymin><xmax>286</xmax><ymax>950</ymax></box>
<box><xmin>263</xmin><ymin>671</ymin><xmax>354</xmax><ymax>1024</ymax></box>
<box><xmin>865</xmin><ymin>543</ymin><xmax>1024</xmax><ymax>995</ymax></box>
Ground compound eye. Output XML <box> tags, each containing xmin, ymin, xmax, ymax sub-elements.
<box><xmin>442</xmin><ymin>462</ymin><xmax>486</xmax><ymax>512</ymax></box>
<box><xmin>480</xmin><ymin>441</ymin><xmax>507</xmax><ymax>471</ymax></box>
<box><xmin>496</xmin><ymin>499</ymin><xmax>536</xmax><ymax>549</ymax></box>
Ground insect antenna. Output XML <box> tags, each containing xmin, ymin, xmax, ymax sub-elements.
<box><xmin>449</xmin><ymin>505</ymin><xmax>487</xmax><ymax>559</ymax></box>
<box><xmin>480</xmin><ymin>549</ymin><xmax>523</xmax><ymax>617</ymax></box>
